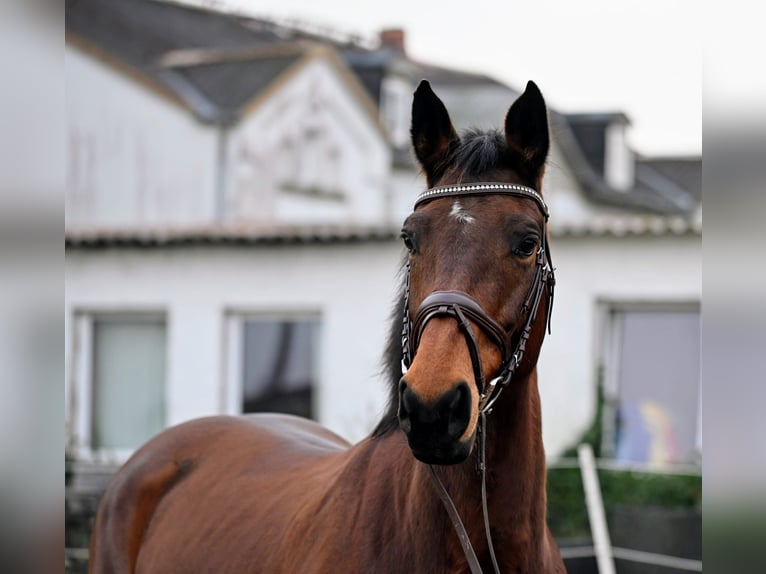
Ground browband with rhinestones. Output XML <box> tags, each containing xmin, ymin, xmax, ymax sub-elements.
<box><xmin>414</xmin><ymin>182</ymin><xmax>548</xmax><ymax>219</ymax></box>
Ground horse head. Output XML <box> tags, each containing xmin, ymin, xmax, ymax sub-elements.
<box><xmin>397</xmin><ymin>80</ymin><xmax>554</xmax><ymax>465</ymax></box>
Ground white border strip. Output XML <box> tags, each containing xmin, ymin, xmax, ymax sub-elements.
<box><xmin>612</xmin><ymin>547</ymin><xmax>702</xmax><ymax>571</ymax></box>
<box><xmin>558</xmin><ymin>546</ymin><xmax>702</xmax><ymax>571</ymax></box>
<box><xmin>578</xmin><ymin>444</ymin><xmax>616</xmax><ymax>574</ymax></box>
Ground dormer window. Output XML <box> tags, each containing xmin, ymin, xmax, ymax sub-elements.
<box><xmin>567</xmin><ymin>112</ymin><xmax>636</xmax><ymax>192</ymax></box>
<box><xmin>605</xmin><ymin>121</ymin><xmax>635</xmax><ymax>191</ymax></box>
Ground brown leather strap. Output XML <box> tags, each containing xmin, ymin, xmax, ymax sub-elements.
<box><xmin>478</xmin><ymin>413</ymin><xmax>501</xmax><ymax>574</ymax></box>
<box><xmin>413</xmin><ymin>291</ymin><xmax>509</xmax><ymax>345</ymax></box>
<box><xmin>429</xmin><ymin>414</ymin><xmax>501</xmax><ymax>574</ymax></box>
<box><xmin>428</xmin><ymin>465</ymin><xmax>484</xmax><ymax>574</ymax></box>
<box><xmin>411</xmin><ymin>291</ymin><xmax>509</xmax><ymax>368</ymax></box>
<box><xmin>453</xmin><ymin>304</ymin><xmax>486</xmax><ymax>391</ymax></box>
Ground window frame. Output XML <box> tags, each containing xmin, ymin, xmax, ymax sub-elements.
<box><xmin>222</xmin><ymin>309</ymin><xmax>322</xmax><ymax>419</ymax></box>
<box><xmin>597</xmin><ymin>300</ymin><xmax>701</xmax><ymax>467</ymax></box>
<box><xmin>67</xmin><ymin>309</ymin><xmax>168</xmax><ymax>464</ymax></box>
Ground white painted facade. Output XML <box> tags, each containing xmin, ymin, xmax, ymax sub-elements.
<box><xmin>64</xmin><ymin>230</ymin><xmax>700</xmax><ymax>461</ymax></box>
<box><xmin>64</xmin><ymin>37</ymin><xmax>701</xmax><ymax>465</ymax></box>
<box><xmin>65</xmin><ymin>243</ymin><xmax>401</xmax><ymax>461</ymax></box>
<box><xmin>66</xmin><ymin>43</ymin><xmax>390</xmax><ymax>230</ymax></box>
<box><xmin>225</xmin><ymin>54</ymin><xmax>390</xmax><ymax>226</ymax></box>
<box><xmin>537</xmin><ymin>233</ymin><xmax>701</xmax><ymax>455</ymax></box>
<box><xmin>66</xmin><ymin>45</ymin><xmax>218</xmax><ymax>228</ymax></box>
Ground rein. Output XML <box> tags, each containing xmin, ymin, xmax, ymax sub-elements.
<box><xmin>400</xmin><ymin>182</ymin><xmax>556</xmax><ymax>574</ymax></box>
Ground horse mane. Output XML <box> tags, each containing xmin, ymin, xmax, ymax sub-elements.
<box><xmin>371</xmin><ymin>266</ymin><xmax>407</xmax><ymax>438</ymax></box>
<box><xmin>372</xmin><ymin>128</ymin><xmax>522</xmax><ymax>438</ymax></box>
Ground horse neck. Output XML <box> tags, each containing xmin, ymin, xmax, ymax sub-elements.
<box><xmin>484</xmin><ymin>366</ymin><xmax>548</xmax><ymax>522</ymax></box>
<box><xmin>375</xmin><ymin>368</ymin><xmax>549</xmax><ymax>569</ymax></box>
<box><xmin>459</xmin><ymin>367</ymin><xmax>548</xmax><ymax>532</ymax></box>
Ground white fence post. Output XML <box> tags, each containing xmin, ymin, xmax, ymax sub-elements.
<box><xmin>577</xmin><ymin>443</ymin><xmax>616</xmax><ymax>574</ymax></box>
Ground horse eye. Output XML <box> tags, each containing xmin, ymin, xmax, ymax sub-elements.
<box><xmin>400</xmin><ymin>232</ymin><xmax>415</xmax><ymax>253</ymax></box>
<box><xmin>514</xmin><ymin>237</ymin><xmax>538</xmax><ymax>257</ymax></box>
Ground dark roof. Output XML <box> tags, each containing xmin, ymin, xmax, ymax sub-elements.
<box><xmin>559</xmin><ymin>112</ymin><xmax>700</xmax><ymax>214</ymax></box>
<box><xmin>565</xmin><ymin>112</ymin><xmax>631</xmax><ymax>177</ymax></box>
<box><xmin>66</xmin><ymin>0</ymin><xmax>336</xmax><ymax>122</ymax></box>
<box><xmin>567</xmin><ymin>112</ymin><xmax>630</xmax><ymax>125</ymax></box>
<box><xmin>65</xmin><ymin>223</ymin><xmax>400</xmax><ymax>248</ymax></box>
<box><xmin>638</xmin><ymin>157</ymin><xmax>702</xmax><ymax>202</ymax></box>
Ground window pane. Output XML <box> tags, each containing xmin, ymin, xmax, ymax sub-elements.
<box><xmin>242</xmin><ymin>319</ymin><xmax>318</xmax><ymax>419</ymax></box>
<box><xmin>614</xmin><ymin>311</ymin><xmax>700</xmax><ymax>464</ymax></box>
<box><xmin>91</xmin><ymin>318</ymin><xmax>166</xmax><ymax>449</ymax></box>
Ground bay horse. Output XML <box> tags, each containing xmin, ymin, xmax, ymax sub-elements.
<box><xmin>89</xmin><ymin>80</ymin><xmax>566</xmax><ymax>573</ymax></box>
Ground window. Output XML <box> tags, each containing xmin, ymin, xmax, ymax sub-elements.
<box><xmin>69</xmin><ymin>313</ymin><xmax>167</xmax><ymax>460</ymax></box>
<box><xmin>602</xmin><ymin>306</ymin><xmax>700</xmax><ymax>466</ymax></box>
<box><xmin>226</xmin><ymin>314</ymin><xmax>320</xmax><ymax>420</ymax></box>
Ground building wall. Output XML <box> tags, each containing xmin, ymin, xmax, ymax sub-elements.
<box><xmin>539</xmin><ymin>233</ymin><xmax>701</xmax><ymax>454</ymax></box>
<box><xmin>64</xmin><ymin>42</ymin><xmax>700</xmax><ymax>463</ymax></box>
<box><xmin>227</xmin><ymin>56</ymin><xmax>390</xmax><ymax>226</ymax></box>
<box><xmin>65</xmin><ymin>231</ymin><xmax>700</xmax><ymax>461</ymax></box>
<box><xmin>66</xmin><ymin>45</ymin><xmax>218</xmax><ymax>229</ymax></box>
<box><xmin>65</xmin><ymin>242</ymin><xmax>402</xmax><ymax>460</ymax></box>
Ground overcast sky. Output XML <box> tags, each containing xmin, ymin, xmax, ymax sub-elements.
<box><xmin>180</xmin><ymin>0</ymin><xmax>701</xmax><ymax>157</ymax></box>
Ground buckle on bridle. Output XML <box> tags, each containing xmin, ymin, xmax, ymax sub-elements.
<box><xmin>478</xmin><ymin>375</ymin><xmax>502</xmax><ymax>413</ymax></box>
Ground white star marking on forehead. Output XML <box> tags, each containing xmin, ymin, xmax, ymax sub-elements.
<box><xmin>449</xmin><ymin>200</ymin><xmax>476</xmax><ymax>224</ymax></box>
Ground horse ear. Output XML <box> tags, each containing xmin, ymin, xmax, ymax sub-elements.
<box><xmin>504</xmin><ymin>81</ymin><xmax>550</xmax><ymax>177</ymax></box>
<box><xmin>411</xmin><ymin>80</ymin><xmax>459</xmax><ymax>186</ymax></box>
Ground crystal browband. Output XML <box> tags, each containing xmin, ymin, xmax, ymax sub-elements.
<box><xmin>414</xmin><ymin>182</ymin><xmax>548</xmax><ymax>219</ymax></box>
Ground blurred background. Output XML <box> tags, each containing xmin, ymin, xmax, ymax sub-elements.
<box><xmin>59</xmin><ymin>0</ymin><xmax>706</xmax><ymax>572</ymax></box>
<box><xmin>22</xmin><ymin>0</ymin><xmax>766</xmax><ymax>573</ymax></box>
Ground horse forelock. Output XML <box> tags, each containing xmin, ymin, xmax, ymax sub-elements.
<box><xmin>436</xmin><ymin>128</ymin><xmax>539</xmax><ymax>189</ymax></box>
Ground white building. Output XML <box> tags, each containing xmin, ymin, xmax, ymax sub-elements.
<box><xmin>65</xmin><ymin>0</ymin><xmax>701</xmax><ymax>477</ymax></box>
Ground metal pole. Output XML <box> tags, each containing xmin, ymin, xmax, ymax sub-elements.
<box><xmin>578</xmin><ymin>444</ymin><xmax>616</xmax><ymax>574</ymax></box>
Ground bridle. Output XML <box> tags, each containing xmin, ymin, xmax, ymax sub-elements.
<box><xmin>400</xmin><ymin>182</ymin><xmax>555</xmax><ymax>413</ymax></box>
<box><xmin>399</xmin><ymin>182</ymin><xmax>556</xmax><ymax>574</ymax></box>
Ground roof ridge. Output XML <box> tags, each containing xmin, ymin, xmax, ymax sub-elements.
<box><xmin>156</xmin><ymin>42</ymin><xmax>309</xmax><ymax>68</ymax></box>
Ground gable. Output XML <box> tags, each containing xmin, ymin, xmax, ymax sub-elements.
<box><xmin>225</xmin><ymin>55</ymin><xmax>391</xmax><ymax>226</ymax></box>
<box><xmin>66</xmin><ymin>42</ymin><xmax>219</xmax><ymax>229</ymax></box>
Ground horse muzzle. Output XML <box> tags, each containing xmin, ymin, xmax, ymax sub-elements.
<box><xmin>397</xmin><ymin>379</ymin><xmax>474</xmax><ymax>464</ymax></box>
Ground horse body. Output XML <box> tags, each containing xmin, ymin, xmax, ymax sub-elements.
<box><xmin>92</xmin><ymin>391</ymin><xmax>558</xmax><ymax>573</ymax></box>
<box><xmin>89</xmin><ymin>80</ymin><xmax>566</xmax><ymax>573</ymax></box>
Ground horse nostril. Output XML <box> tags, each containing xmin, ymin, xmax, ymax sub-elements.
<box><xmin>398</xmin><ymin>379</ymin><xmax>412</xmax><ymax>433</ymax></box>
<box><xmin>397</xmin><ymin>380</ymin><xmax>472</xmax><ymax>441</ymax></box>
<box><xmin>444</xmin><ymin>382</ymin><xmax>471</xmax><ymax>437</ymax></box>
<box><xmin>448</xmin><ymin>385</ymin><xmax>463</xmax><ymax>409</ymax></box>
